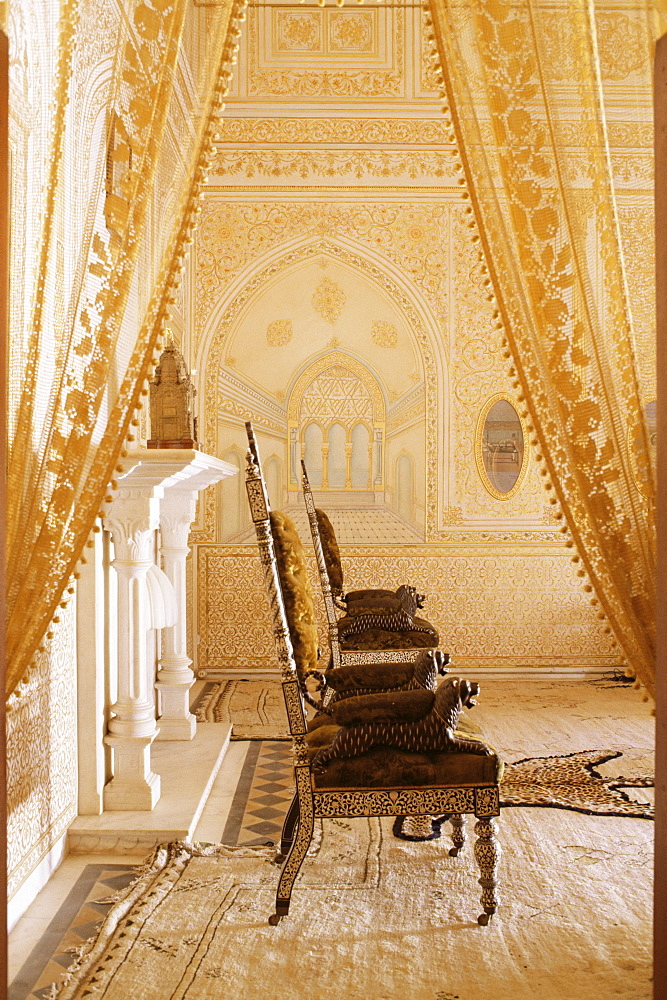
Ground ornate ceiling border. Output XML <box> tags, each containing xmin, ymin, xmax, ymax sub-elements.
<box><xmin>213</xmin><ymin>118</ymin><xmax>456</xmax><ymax>145</ymax></box>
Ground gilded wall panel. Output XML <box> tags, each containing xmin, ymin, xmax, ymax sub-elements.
<box><xmin>196</xmin><ymin>201</ymin><xmax>451</xmax><ymax>336</ymax></box>
<box><xmin>7</xmin><ymin>602</ymin><xmax>77</xmax><ymax>899</ymax></box>
<box><xmin>196</xmin><ymin>545</ymin><xmax>277</xmax><ymax>668</ymax></box>
<box><xmin>449</xmin><ymin>206</ymin><xmax>547</xmax><ymax>519</ymax></box>
<box><xmin>245</xmin><ymin>6</ymin><xmax>404</xmax><ymax>98</ymax></box>
<box><xmin>196</xmin><ymin>544</ymin><xmax>618</xmax><ymax>672</ymax></box>
<box><xmin>540</xmin><ymin>9</ymin><xmax>652</xmax><ymax>85</ymax></box>
<box><xmin>210</xmin><ymin>148</ymin><xmax>457</xmax><ymax>183</ymax></box>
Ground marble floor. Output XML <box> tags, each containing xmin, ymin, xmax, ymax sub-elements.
<box><xmin>8</xmin><ymin>737</ymin><xmax>294</xmax><ymax>1000</ymax></box>
<box><xmin>229</xmin><ymin>502</ymin><xmax>424</xmax><ymax>544</ymax></box>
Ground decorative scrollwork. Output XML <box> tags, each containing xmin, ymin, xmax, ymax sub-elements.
<box><xmin>474</xmin><ymin>786</ymin><xmax>500</xmax><ymax>818</ymax></box>
<box><xmin>313</xmin><ymin>786</ymin><xmax>476</xmax><ymax>818</ymax></box>
<box><xmin>281</xmin><ymin>678</ymin><xmax>307</xmax><ymax>735</ymax></box>
<box><xmin>474</xmin><ymin>817</ymin><xmax>501</xmax><ymax>918</ymax></box>
<box><xmin>277</xmin><ymin>766</ymin><xmax>315</xmax><ymax>902</ymax></box>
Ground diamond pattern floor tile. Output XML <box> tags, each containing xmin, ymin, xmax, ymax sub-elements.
<box><xmin>11</xmin><ymin>741</ymin><xmax>295</xmax><ymax>1000</ymax></box>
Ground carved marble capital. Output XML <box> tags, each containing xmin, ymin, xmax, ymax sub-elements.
<box><xmin>104</xmin><ymin>491</ymin><xmax>162</xmax><ymax>563</ymax></box>
<box><xmin>160</xmin><ymin>490</ymin><xmax>198</xmax><ymax>551</ymax></box>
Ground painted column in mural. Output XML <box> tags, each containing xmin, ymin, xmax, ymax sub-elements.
<box><xmin>321</xmin><ymin>442</ymin><xmax>330</xmax><ymax>490</ymax></box>
<box><xmin>374</xmin><ymin>428</ymin><xmax>384</xmax><ymax>487</ymax></box>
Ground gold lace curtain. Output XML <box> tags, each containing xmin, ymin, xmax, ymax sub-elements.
<box><xmin>6</xmin><ymin>0</ymin><xmax>238</xmax><ymax>697</ymax></box>
<box><xmin>428</xmin><ymin>0</ymin><xmax>662</xmax><ymax>696</ymax></box>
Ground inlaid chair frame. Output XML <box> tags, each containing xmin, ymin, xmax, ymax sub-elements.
<box><xmin>245</xmin><ymin>424</ymin><xmax>502</xmax><ymax>926</ymax></box>
<box><xmin>300</xmin><ymin>460</ymin><xmax>437</xmax><ymax>672</ymax></box>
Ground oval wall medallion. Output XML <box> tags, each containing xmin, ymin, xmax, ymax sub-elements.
<box><xmin>628</xmin><ymin>398</ymin><xmax>656</xmax><ymax>498</ymax></box>
<box><xmin>475</xmin><ymin>394</ymin><xmax>529</xmax><ymax>501</ymax></box>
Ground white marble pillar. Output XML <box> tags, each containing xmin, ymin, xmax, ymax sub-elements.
<box><xmin>97</xmin><ymin>449</ymin><xmax>236</xmax><ymax>810</ymax></box>
<box><xmin>155</xmin><ymin>491</ymin><xmax>198</xmax><ymax>740</ymax></box>
<box><xmin>103</xmin><ymin>491</ymin><xmax>163</xmax><ymax>810</ymax></box>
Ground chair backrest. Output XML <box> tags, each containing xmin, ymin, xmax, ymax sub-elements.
<box><xmin>300</xmin><ymin>464</ymin><xmax>345</xmax><ymax>599</ymax></box>
<box><xmin>301</xmin><ymin>460</ymin><xmax>345</xmax><ymax>607</ymax></box>
<box><xmin>244</xmin><ymin>422</ymin><xmax>309</xmax><ymax>740</ymax></box>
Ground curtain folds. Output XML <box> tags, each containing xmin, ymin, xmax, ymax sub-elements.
<box><xmin>6</xmin><ymin>0</ymin><xmax>239</xmax><ymax>697</ymax></box>
<box><xmin>428</xmin><ymin>0</ymin><xmax>662</xmax><ymax>696</ymax></box>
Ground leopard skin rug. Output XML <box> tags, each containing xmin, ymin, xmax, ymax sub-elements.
<box><xmin>393</xmin><ymin>749</ymin><xmax>653</xmax><ymax>841</ymax></box>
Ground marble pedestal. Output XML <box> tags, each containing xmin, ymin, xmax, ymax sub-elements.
<box><xmin>70</xmin><ymin>725</ymin><xmax>232</xmax><ymax>853</ymax></box>
<box><xmin>103</xmin><ymin>734</ymin><xmax>161</xmax><ymax>811</ymax></box>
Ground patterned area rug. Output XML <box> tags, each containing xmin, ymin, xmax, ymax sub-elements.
<box><xmin>51</xmin><ymin>808</ymin><xmax>653</xmax><ymax>1000</ymax></box>
<box><xmin>193</xmin><ymin>680</ymin><xmax>289</xmax><ymax>740</ymax></box>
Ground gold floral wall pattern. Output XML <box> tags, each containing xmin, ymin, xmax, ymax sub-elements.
<box><xmin>449</xmin><ymin>206</ymin><xmax>547</xmax><ymax>520</ymax></box>
<box><xmin>539</xmin><ymin>9</ymin><xmax>652</xmax><ymax>83</ymax></box>
<box><xmin>266</xmin><ymin>319</ymin><xmax>293</xmax><ymax>346</ymax></box>
<box><xmin>195</xmin><ymin>202</ymin><xmax>451</xmax><ymax>338</ymax></box>
<box><xmin>186</xmin><ymin>1</ymin><xmax>656</xmax><ymax>678</ymax></box>
<box><xmin>195</xmin><ymin>545</ymin><xmax>619</xmax><ymax>674</ymax></box>
<box><xmin>312</xmin><ymin>276</ymin><xmax>346</xmax><ymax>324</ymax></box>
<box><xmin>371</xmin><ymin>320</ymin><xmax>398</xmax><ymax>348</ymax></box>
<box><xmin>245</xmin><ymin>6</ymin><xmax>404</xmax><ymax>98</ymax></box>
<box><xmin>7</xmin><ymin>604</ymin><xmax>77</xmax><ymax>901</ymax></box>
<box><xmin>616</xmin><ymin>204</ymin><xmax>655</xmax><ymax>397</ymax></box>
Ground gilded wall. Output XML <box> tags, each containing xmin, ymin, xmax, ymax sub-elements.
<box><xmin>186</xmin><ymin>1</ymin><xmax>652</xmax><ymax>675</ymax></box>
<box><xmin>7</xmin><ymin>0</ymin><xmax>237</xmax><ymax>907</ymax></box>
<box><xmin>7</xmin><ymin>602</ymin><xmax>77</xmax><ymax>902</ymax></box>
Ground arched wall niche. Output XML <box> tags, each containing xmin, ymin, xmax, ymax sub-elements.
<box><xmin>199</xmin><ymin>235</ymin><xmax>448</xmax><ymax>539</ymax></box>
<box><xmin>286</xmin><ymin>349</ymin><xmax>386</xmax><ymax>494</ymax></box>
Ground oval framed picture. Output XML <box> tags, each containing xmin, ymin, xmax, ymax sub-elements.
<box><xmin>628</xmin><ymin>398</ymin><xmax>656</xmax><ymax>498</ymax></box>
<box><xmin>475</xmin><ymin>394</ymin><xmax>529</xmax><ymax>501</ymax></box>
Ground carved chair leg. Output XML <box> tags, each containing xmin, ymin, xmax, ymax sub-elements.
<box><xmin>448</xmin><ymin>813</ymin><xmax>466</xmax><ymax>856</ymax></box>
<box><xmin>274</xmin><ymin>792</ymin><xmax>299</xmax><ymax>865</ymax></box>
<box><xmin>474</xmin><ymin>817</ymin><xmax>501</xmax><ymax>925</ymax></box>
<box><xmin>269</xmin><ymin>772</ymin><xmax>314</xmax><ymax>926</ymax></box>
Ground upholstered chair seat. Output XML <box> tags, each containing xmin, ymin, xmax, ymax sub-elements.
<box><xmin>304</xmin><ymin>718</ymin><xmax>502</xmax><ymax>789</ymax></box>
<box><xmin>313</xmin><ymin>745</ymin><xmax>504</xmax><ymax>790</ymax></box>
<box><xmin>338</xmin><ymin>620</ymin><xmax>438</xmax><ymax>650</ymax></box>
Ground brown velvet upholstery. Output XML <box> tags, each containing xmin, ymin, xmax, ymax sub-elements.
<box><xmin>270</xmin><ymin>510</ymin><xmax>319</xmax><ymax>681</ymax></box>
<box><xmin>305</xmin><ymin>723</ymin><xmax>341</xmax><ymax>748</ymax></box>
<box><xmin>338</xmin><ymin>620</ymin><xmax>438</xmax><ymax>651</ymax></box>
<box><xmin>325</xmin><ymin>661</ymin><xmax>417</xmax><ymax>693</ymax></box>
<box><xmin>315</xmin><ymin>509</ymin><xmax>344</xmax><ymax>595</ymax></box>
<box><xmin>331</xmin><ymin>689</ymin><xmax>435</xmax><ymax>727</ymax></box>
<box><xmin>307</xmin><ymin>714</ymin><xmax>336</xmax><ymax>733</ymax></box>
<box><xmin>344</xmin><ymin>594</ymin><xmax>416</xmax><ymax>618</ymax></box>
<box><xmin>345</xmin><ymin>588</ymin><xmax>397</xmax><ymax>602</ymax></box>
<box><xmin>311</xmin><ymin>744</ymin><xmax>504</xmax><ymax>789</ymax></box>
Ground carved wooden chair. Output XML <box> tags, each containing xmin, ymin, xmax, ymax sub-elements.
<box><xmin>245</xmin><ymin>429</ymin><xmax>503</xmax><ymax>927</ymax></box>
<box><xmin>300</xmin><ymin>460</ymin><xmax>442</xmax><ymax>673</ymax></box>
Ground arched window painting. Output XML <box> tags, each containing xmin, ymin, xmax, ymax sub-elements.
<box><xmin>476</xmin><ymin>394</ymin><xmax>529</xmax><ymax>500</ymax></box>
